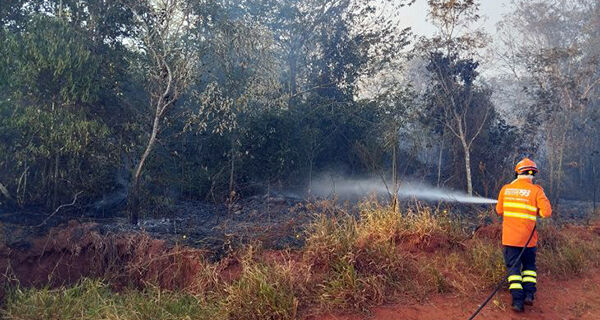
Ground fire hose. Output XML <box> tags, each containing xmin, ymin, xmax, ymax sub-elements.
<box><xmin>467</xmin><ymin>224</ymin><xmax>537</xmax><ymax>320</ymax></box>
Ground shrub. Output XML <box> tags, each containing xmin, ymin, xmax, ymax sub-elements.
<box><xmin>305</xmin><ymin>202</ymin><xmax>422</xmax><ymax>312</ymax></box>
<box><xmin>538</xmin><ymin>229</ymin><xmax>600</xmax><ymax>279</ymax></box>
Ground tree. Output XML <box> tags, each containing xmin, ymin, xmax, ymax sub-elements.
<box><xmin>421</xmin><ymin>0</ymin><xmax>491</xmax><ymax>195</ymax></box>
<box><xmin>241</xmin><ymin>0</ymin><xmax>412</xmax><ymax>106</ymax></box>
<box><xmin>127</xmin><ymin>0</ymin><xmax>197</xmax><ymax>224</ymax></box>
<box><xmin>201</xmin><ymin>15</ymin><xmax>281</xmax><ymax>205</ymax></box>
<box><xmin>424</xmin><ymin>53</ymin><xmax>491</xmax><ymax>195</ymax></box>
<box><xmin>0</xmin><ymin>14</ymin><xmax>123</xmax><ymax>209</ymax></box>
<box><xmin>496</xmin><ymin>0</ymin><xmax>600</xmax><ymax>201</ymax></box>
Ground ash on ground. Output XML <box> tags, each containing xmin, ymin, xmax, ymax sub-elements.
<box><xmin>110</xmin><ymin>194</ymin><xmax>312</xmax><ymax>257</ymax></box>
<box><xmin>1</xmin><ymin>193</ymin><xmax>315</xmax><ymax>259</ymax></box>
<box><xmin>1</xmin><ymin>194</ymin><xmax>596</xmax><ymax>259</ymax></box>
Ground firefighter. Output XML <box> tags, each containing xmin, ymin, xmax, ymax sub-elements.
<box><xmin>496</xmin><ymin>158</ymin><xmax>552</xmax><ymax>312</ymax></box>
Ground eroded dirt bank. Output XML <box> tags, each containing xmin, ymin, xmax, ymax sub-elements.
<box><xmin>0</xmin><ymin>221</ymin><xmax>211</xmax><ymax>291</ymax></box>
<box><xmin>315</xmin><ymin>262</ymin><xmax>600</xmax><ymax>320</ymax></box>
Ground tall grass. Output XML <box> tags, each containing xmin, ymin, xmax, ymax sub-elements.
<box><xmin>2</xmin><ymin>279</ymin><xmax>220</xmax><ymax>320</ymax></box>
<box><xmin>538</xmin><ymin>224</ymin><xmax>600</xmax><ymax>278</ymax></box>
<box><xmin>221</xmin><ymin>249</ymin><xmax>299</xmax><ymax>320</ymax></box>
<box><xmin>3</xmin><ymin>201</ymin><xmax>600</xmax><ymax>319</ymax></box>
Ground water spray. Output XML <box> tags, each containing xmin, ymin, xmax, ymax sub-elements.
<box><xmin>311</xmin><ymin>177</ymin><xmax>497</xmax><ymax>204</ymax></box>
<box><xmin>397</xmin><ymin>183</ymin><xmax>497</xmax><ymax>204</ymax></box>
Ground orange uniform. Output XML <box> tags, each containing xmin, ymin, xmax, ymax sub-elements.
<box><xmin>496</xmin><ymin>177</ymin><xmax>552</xmax><ymax>247</ymax></box>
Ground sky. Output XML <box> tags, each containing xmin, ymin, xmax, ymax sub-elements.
<box><xmin>392</xmin><ymin>0</ymin><xmax>526</xmax><ymax>122</ymax></box>
<box><xmin>360</xmin><ymin>1</ymin><xmax>521</xmax><ymax>118</ymax></box>
<box><xmin>395</xmin><ymin>0</ymin><xmax>514</xmax><ymax>38</ymax></box>
<box><xmin>389</xmin><ymin>0</ymin><xmax>519</xmax><ymax>79</ymax></box>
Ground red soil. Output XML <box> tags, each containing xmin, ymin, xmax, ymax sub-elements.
<box><xmin>4</xmin><ymin>220</ymin><xmax>600</xmax><ymax>320</ymax></box>
<box><xmin>0</xmin><ymin>221</ymin><xmax>211</xmax><ymax>294</ymax></box>
<box><xmin>313</xmin><ymin>270</ymin><xmax>600</xmax><ymax>320</ymax></box>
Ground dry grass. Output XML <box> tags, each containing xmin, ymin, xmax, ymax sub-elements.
<box><xmin>3</xmin><ymin>201</ymin><xmax>600</xmax><ymax>319</ymax></box>
<box><xmin>538</xmin><ymin>224</ymin><xmax>600</xmax><ymax>278</ymax></box>
<box><xmin>220</xmin><ymin>247</ymin><xmax>299</xmax><ymax>320</ymax></box>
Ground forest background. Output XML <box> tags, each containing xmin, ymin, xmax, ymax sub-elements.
<box><xmin>1</xmin><ymin>0</ymin><xmax>598</xmax><ymax>222</ymax></box>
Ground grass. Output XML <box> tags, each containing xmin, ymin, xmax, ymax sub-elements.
<box><xmin>221</xmin><ymin>252</ymin><xmax>299</xmax><ymax>320</ymax></box>
<box><xmin>2</xmin><ymin>279</ymin><xmax>220</xmax><ymax>320</ymax></box>
<box><xmin>3</xmin><ymin>200</ymin><xmax>600</xmax><ymax>319</ymax></box>
<box><xmin>537</xmin><ymin>224</ymin><xmax>600</xmax><ymax>278</ymax></box>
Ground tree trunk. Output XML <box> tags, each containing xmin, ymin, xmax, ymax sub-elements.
<box><xmin>579</xmin><ymin>153</ymin><xmax>584</xmax><ymax>188</ymax></box>
<box><xmin>592</xmin><ymin>158</ymin><xmax>597</xmax><ymax>214</ymax></box>
<box><xmin>548</xmin><ymin>126</ymin><xmax>556</xmax><ymax>196</ymax></box>
<box><xmin>228</xmin><ymin>138</ymin><xmax>236</xmax><ymax>212</ymax></box>
<box><xmin>288</xmin><ymin>54</ymin><xmax>297</xmax><ymax>104</ymax></box>
<box><xmin>392</xmin><ymin>143</ymin><xmax>397</xmax><ymax>188</ymax></box>
<box><xmin>549</xmin><ymin>150</ymin><xmax>555</xmax><ymax>196</ymax></box>
<box><xmin>392</xmin><ymin>143</ymin><xmax>399</xmax><ymax>213</ymax></box>
<box><xmin>229</xmin><ymin>150</ymin><xmax>235</xmax><ymax>197</ymax></box>
<box><xmin>437</xmin><ymin>137</ymin><xmax>444</xmax><ymax>187</ymax></box>
<box><xmin>460</xmin><ymin>137</ymin><xmax>473</xmax><ymax>196</ymax></box>
<box><xmin>553</xmin><ymin>128</ymin><xmax>568</xmax><ymax>204</ymax></box>
<box><xmin>308</xmin><ymin>156</ymin><xmax>313</xmax><ymax>194</ymax></box>
<box><xmin>558</xmin><ymin>131</ymin><xmax>567</xmax><ymax>192</ymax></box>
<box><xmin>53</xmin><ymin>153</ymin><xmax>59</xmax><ymax>209</ymax></box>
<box><xmin>128</xmin><ymin>113</ymin><xmax>161</xmax><ymax>224</ymax></box>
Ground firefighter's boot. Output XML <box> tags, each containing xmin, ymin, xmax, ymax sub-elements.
<box><xmin>507</xmin><ymin>274</ymin><xmax>525</xmax><ymax>312</ymax></box>
<box><xmin>511</xmin><ymin>299</ymin><xmax>524</xmax><ymax>312</ymax></box>
<box><xmin>524</xmin><ymin>293</ymin><xmax>534</xmax><ymax>306</ymax></box>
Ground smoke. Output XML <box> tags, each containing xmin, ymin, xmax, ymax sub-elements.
<box><xmin>310</xmin><ymin>176</ymin><xmax>497</xmax><ymax>204</ymax></box>
<box><xmin>90</xmin><ymin>164</ymin><xmax>129</xmax><ymax>212</ymax></box>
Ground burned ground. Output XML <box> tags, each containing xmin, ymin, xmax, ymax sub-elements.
<box><xmin>0</xmin><ymin>197</ymin><xmax>598</xmax><ymax>319</ymax></box>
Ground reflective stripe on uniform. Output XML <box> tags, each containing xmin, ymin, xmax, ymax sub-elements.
<box><xmin>508</xmin><ymin>275</ymin><xmax>522</xmax><ymax>282</ymax></box>
<box><xmin>523</xmin><ymin>276</ymin><xmax>537</xmax><ymax>283</ymax></box>
<box><xmin>503</xmin><ymin>202</ymin><xmax>538</xmax><ymax>213</ymax></box>
<box><xmin>522</xmin><ymin>270</ymin><xmax>537</xmax><ymax>277</ymax></box>
<box><xmin>509</xmin><ymin>283</ymin><xmax>523</xmax><ymax>290</ymax></box>
<box><xmin>503</xmin><ymin>211</ymin><xmax>537</xmax><ymax>221</ymax></box>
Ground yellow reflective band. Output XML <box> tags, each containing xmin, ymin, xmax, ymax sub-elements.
<box><xmin>503</xmin><ymin>211</ymin><xmax>537</xmax><ymax>221</ymax></box>
<box><xmin>509</xmin><ymin>283</ymin><xmax>523</xmax><ymax>290</ymax></box>
<box><xmin>504</xmin><ymin>202</ymin><xmax>538</xmax><ymax>213</ymax></box>
<box><xmin>522</xmin><ymin>270</ymin><xmax>537</xmax><ymax>277</ymax></box>
<box><xmin>523</xmin><ymin>276</ymin><xmax>537</xmax><ymax>283</ymax></box>
<box><xmin>508</xmin><ymin>275</ymin><xmax>522</xmax><ymax>282</ymax></box>
<box><xmin>539</xmin><ymin>209</ymin><xmax>547</xmax><ymax>218</ymax></box>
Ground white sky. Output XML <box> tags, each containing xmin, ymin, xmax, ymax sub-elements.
<box><xmin>396</xmin><ymin>0</ymin><xmax>514</xmax><ymax>38</ymax></box>
<box><xmin>392</xmin><ymin>0</ymin><xmax>521</xmax><ymax>121</ymax></box>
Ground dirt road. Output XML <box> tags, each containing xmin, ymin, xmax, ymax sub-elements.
<box><xmin>316</xmin><ymin>270</ymin><xmax>600</xmax><ymax>320</ymax></box>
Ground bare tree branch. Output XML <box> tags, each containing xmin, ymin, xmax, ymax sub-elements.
<box><xmin>36</xmin><ymin>191</ymin><xmax>83</xmax><ymax>227</ymax></box>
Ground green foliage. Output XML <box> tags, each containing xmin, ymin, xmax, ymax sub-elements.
<box><xmin>0</xmin><ymin>0</ymin><xmax>595</xmax><ymax>211</ymax></box>
<box><xmin>0</xmin><ymin>15</ymin><xmax>122</xmax><ymax>207</ymax></box>
<box><xmin>3</xmin><ymin>16</ymin><xmax>101</xmax><ymax>105</ymax></box>
<box><xmin>2</xmin><ymin>279</ymin><xmax>219</xmax><ymax>320</ymax></box>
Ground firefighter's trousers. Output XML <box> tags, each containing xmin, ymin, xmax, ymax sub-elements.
<box><xmin>503</xmin><ymin>246</ymin><xmax>537</xmax><ymax>303</ymax></box>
